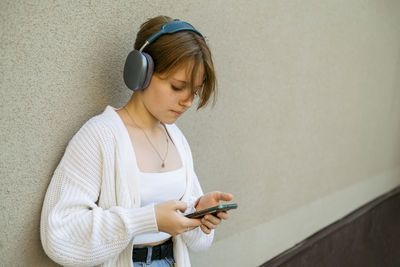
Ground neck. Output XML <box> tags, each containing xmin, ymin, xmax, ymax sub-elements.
<box><xmin>124</xmin><ymin>92</ymin><xmax>161</xmax><ymax>131</ymax></box>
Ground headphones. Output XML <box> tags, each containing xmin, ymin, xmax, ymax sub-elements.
<box><xmin>123</xmin><ymin>21</ymin><xmax>204</xmax><ymax>91</ymax></box>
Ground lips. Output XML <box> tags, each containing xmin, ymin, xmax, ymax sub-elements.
<box><xmin>171</xmin><ymin>110</ymin><xmax>183</xmax><ymax>116</ymax></box>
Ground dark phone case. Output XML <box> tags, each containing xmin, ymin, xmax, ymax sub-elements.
<box><xmin>185</xmin><ymin>203</ymin><xmax>238</xmax><ymax>219</ymax></box>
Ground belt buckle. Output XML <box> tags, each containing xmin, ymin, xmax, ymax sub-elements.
<box><xmin>132</xmin><ymin>247</ymin><xmax>149</xmax><ymax>262</ymax></box>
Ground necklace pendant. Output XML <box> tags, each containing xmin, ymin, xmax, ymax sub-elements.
<box><xmin>161</xmin><ymin>162</ymin><xmax>165</xmax><ymax>168</ymax></box>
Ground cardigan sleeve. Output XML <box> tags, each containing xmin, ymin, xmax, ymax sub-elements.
<box><xmin>181</xmin><ymin>171</ymin><xmax>215</xmax><ymax>252</ymax></box>
<box><xmin>179</xmin><ymin>132</ymin><xmax>214</xmax><ymax>252</ymax></box>
<box><xmin>40</xmin><ymin>119</ymin><xmax>158</xmax><ymax>267</ymax></box>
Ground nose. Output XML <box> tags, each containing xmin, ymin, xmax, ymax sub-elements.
<box><xmin>179</xmin><ymin>90</ymin><xmax>194</xmax><ymax>108</ymax></box>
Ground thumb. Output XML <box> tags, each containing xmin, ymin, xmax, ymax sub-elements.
<box><xmin>174</xmin><ymin>200</ymin><xmax>188</xmax><ymax>213</ymax></box>
<box><xmin>217</xmin><ymin>192</ymin><xmax>234</xmax><ymax>202</ymax></box>
<box><xmin>186</xmin><ymin>217</ymin><xmax>202</xmax><ymax>228</ymax></box>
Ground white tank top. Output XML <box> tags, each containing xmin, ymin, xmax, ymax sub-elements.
<box><xmin>134</xmin><ymin>166</ymin><xmax>186</xmax><ymax>245</ymax></box>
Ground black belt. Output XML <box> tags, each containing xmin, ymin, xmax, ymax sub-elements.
<box><xmin>132</xmin><ymin>238</ymin><xmax>173</xmax><ymax>262</ymax></box>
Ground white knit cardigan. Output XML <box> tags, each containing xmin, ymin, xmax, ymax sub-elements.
<box><xmin>40</xmin><ymin>105</ymin><xmax>214</xmax><ymax>267</ymax></box>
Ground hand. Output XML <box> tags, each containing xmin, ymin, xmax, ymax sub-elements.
<box><xmin>155</xmin><ymin>200</ymin><xmax>202</xmax><ymax>236</ymax></box>
<box><xmin>196</xmin><ymin>191</ymin><xmax>233</xmax><ymax>234</ymax></box>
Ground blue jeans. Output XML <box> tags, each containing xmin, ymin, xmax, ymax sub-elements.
<box><xmin>132</xmin><ymin>246</ymin><xmax>175</xmax><ymax>267</ymax></box>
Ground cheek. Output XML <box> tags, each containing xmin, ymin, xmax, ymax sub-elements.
<box><xmin>144</xmin><ymin>86</ymin><xmax>172</xmax><ymax>110</ymax></box>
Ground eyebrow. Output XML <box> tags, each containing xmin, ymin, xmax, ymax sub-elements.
<box><xmin>171</xmin><ymin>78</ymin><xmax>204</xmax><ymax>87</ymax></box>
<box><xmin>171</xmin><ymin>78</ymin><xmax>187</xmax><ymax>84</ymax></box>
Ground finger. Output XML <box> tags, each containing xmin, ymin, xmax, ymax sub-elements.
<box><xmin>201</xmin><ymin>217</ymin><xmax>217</xmax><ymax>229</ymax></box>
<box><xmin>217</xmin><ymin>192</ymin><xmax>233</xmax><ymax>202</ymax></box>
<box><xmin>216</xmin><ymin>211</ymin><xmax>229</xmax><ymax>220</ymax></box>
<box><xmin>174</xmin><ymin>200</ymin><xmax>188</xmax><ymax>213</ymax></box>
<box><xmin>204</xmin><ymin>214</ymin><xmax>221</xmax><ymax>225</ymax></box>
<box><xmin>200</xmin><ymin>224</ymin><xmax>211</xmax><ymax>234</ymax></box>
<box><xmin>185</xmin><ymin>217</ymin><xmax>202</xmax><ymax>228</ymax></box>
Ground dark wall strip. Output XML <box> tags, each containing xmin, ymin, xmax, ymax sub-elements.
<box><xmin>260</xmin><ymin>185</ymin><xmax>400</xmax><ymax>267</ymax></box>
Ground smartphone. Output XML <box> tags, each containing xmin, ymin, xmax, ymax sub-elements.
<box><xmin>185</xmin><ymin>203</ymin><xmax>238</xmax><ymax>219</ymax></box>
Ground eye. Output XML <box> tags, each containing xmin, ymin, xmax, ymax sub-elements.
<box><xmin>171</xmin><ymin>85</ymin><xmax>183</xmax><ymax>91</ymax></box>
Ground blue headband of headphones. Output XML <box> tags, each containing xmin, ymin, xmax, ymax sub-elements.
<box><xmin>139</xmin><ymin>20</ymin><xmax>203</xmax><ymax>52</ymax></box>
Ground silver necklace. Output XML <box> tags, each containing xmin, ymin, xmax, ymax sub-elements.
<box><xmin>124</xmin><ymin>107</ymin><xmax>169</xmax><ymax>168</ymax></box>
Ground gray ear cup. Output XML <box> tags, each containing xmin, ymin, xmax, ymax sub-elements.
<box><xmin>142</xmin><ymin>52</ymin><xmax>154</xmax><ymax>89</ymax></box>
<box><xmin>123</xmin><ymin>50</ymin><xmax>148</xmax><ymax>91</ymax></box>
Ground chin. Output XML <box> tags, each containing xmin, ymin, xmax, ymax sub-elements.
<box><xmin>162</xmin><ymin>118</ymin><xmax>178</xmax><ymax>125</ymax></box>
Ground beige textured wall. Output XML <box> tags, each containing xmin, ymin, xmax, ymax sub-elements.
<box><xmin>1</xmin><ymin>1</ymin><xmax>400</xmax><ymax>266</ymax></box>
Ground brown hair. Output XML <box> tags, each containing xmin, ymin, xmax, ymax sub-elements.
<box><xmin>134</xmin><ymin>15</ymin><xmax>217</xmax><ymax>109</ymax></box>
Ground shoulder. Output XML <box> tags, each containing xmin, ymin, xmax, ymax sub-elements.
<box><xmin>68</xmin><ymin>107</ymin><xmax>118</xmax><ymax>148</ymax></box>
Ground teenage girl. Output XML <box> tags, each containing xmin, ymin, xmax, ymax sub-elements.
<box><xmin>41</xmin><ymin>15</ymin><xmax>233</xmax><ymax>267</ymax></box>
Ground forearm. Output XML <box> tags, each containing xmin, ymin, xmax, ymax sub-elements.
<box><xmin>40</xmin><ymin>171</ymin><xmax>158</xmax><ymax>266</ymax></box>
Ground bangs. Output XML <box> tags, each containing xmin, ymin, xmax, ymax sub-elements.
<box><xmin>187</xmin><ymin>56</ymin><xmax>205</xmax><ymax>96</ymax></box>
